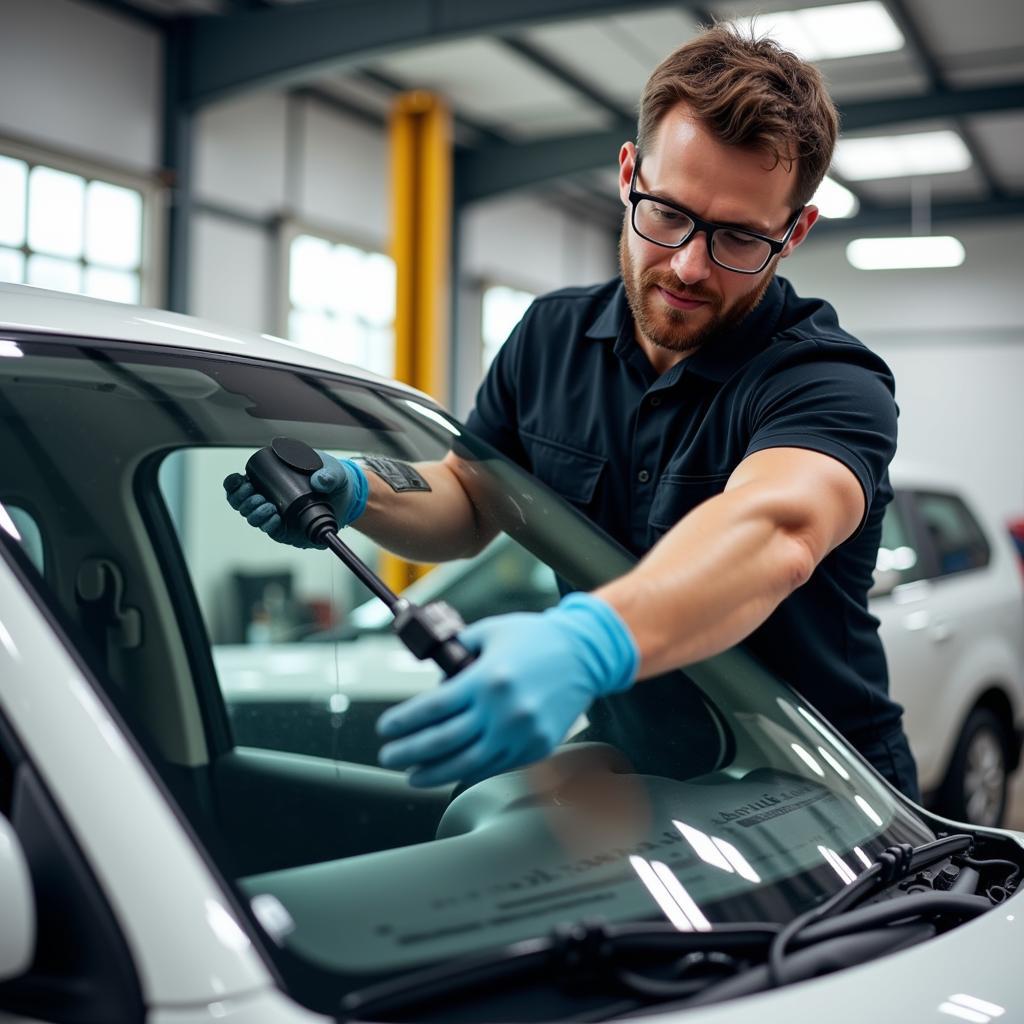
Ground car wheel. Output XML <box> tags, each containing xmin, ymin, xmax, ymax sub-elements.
<box><xmin>937</xmin><ymin>706</ymin><xmax>1010</xmax><ymax>827</ymax></box>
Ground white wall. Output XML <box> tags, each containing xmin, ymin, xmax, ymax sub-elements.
<box><xmin>785</xmin><ymin>220</ymin><xmax>1024</xmax><ymax>523</ymax></box>
<box><xmin>0</xmin><ymin>0</ymin><xmax>162</xmax><ymax>172</ymax></box>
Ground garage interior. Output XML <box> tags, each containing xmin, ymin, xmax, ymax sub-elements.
<box><xmin>2</xmin><ymin>0</ymin><xmax>1024</xmax><ymax>830</ymax></box>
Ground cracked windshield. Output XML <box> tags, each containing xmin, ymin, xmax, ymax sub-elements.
<box><xmin>3</xmin><ymin>341</ymin><xmax>933</xmax><ymax>1013</ymax></box>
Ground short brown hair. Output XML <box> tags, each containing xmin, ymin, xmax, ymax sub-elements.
<box><xmin>637</xmin><ymin>23</ymin><xmax>839</xmax><ymax>208</ymax></box>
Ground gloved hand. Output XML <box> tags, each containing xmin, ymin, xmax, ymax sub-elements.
<box><xmin>223</xmin><ymin>451</ymin><xmax>368</xmax><ymax>548</ymax></box>
<box><xmin>376</xmin><ymin>592</ymin><xmax>639</xmax><ymax>788</ymax></box>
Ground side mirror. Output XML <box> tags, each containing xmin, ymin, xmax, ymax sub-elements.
<box><xmin>0</xmin><ymin>811</ymin><xmax>35</xmax><ymax>981</ymax></box>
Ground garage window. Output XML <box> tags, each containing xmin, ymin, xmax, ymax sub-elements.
<box><xmin>287</xmin><ymin>231</ymin><xmax>396</xmax><ymax>378</ymax></box>
<box><xmin>0</xmin><ymin>152</ymin><xmax>145</xmax><ymax>304</ymax></box>
<box><xmin>481</xmin><ymin>284</ymin><xmax>534</xmax><ymax>371</ymax></box>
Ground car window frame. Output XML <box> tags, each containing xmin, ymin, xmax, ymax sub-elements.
<box><xmin>871</xmin><ymin>489</ymin><xmax>929</xmax><ymax>598</ymax></box>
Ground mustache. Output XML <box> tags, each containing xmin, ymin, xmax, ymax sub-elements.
<box><xmin>640</xmin><ymin>270</ymin><xmax>718</xmax><ymax>304</ymax></box>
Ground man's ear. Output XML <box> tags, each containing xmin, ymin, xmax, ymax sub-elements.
<box><xmin>618</xmin><ymin>142</ymin><xmax>637</xmax><ymax>207</ymax></box>
<box><xmin>782</xmin><ymin>205</ymin><xmax>820</xmax><ymax>257</ymax></box>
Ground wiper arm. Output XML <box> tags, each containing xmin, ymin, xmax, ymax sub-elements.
<box><xmin>766</xmin><ymin>833</ymin><xmax>973</xmax><ymax>986</ymax></box>
<box><xmin>339</xmin><ymin>921</ymin><xmax>779</xmax><ymax>1021</ymax></box>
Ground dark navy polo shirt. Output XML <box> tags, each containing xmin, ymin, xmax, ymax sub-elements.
<box><xmin>466</xmin><ymin>275</ymin><xmax>905</xmax><ymax>750</ymax></box>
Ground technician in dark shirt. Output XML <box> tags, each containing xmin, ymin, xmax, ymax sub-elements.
<box><xmin>227</xmin><ymin>26</ymin><xmax>918</xmax><ymax>799</ymax></box>
<box><xmin>468</xmin><ymin>273</ymin><xmax>915</xmax><ymax>797</ymax></box>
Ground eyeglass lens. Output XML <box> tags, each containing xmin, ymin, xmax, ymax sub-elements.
<box><xmin>633</xmin><ymin>198</ymin><xmax>772</xmax><ymax>272</ymax></box>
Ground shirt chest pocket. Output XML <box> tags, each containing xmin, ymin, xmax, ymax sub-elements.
<box><xmin>524</xmin><ymin>432</ymin><xmax>606</xmax><ymax>507</ymax></box>
<box><xmin>649</xmin><ymin>473</ymin><xmax>731</xmax><ymax>533</ymax></box>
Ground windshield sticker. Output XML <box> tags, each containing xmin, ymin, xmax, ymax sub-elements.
<box><xmin>710</xmin><ymin>781</ymin><xmax>831</xmax><ymax>828</ymax></box>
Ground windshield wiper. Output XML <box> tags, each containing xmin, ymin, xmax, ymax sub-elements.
<box><xmin>338</xmin><ymin>921</ymin><xmax>779</xmax><ymax>1021</ymax></box>
<box><xmin>765</xmin><ymin>833</ymin><xmax>974</xmax><ymax>987</ymax></box>
<box><xmin>338</xmin><ymin>835</ymin><xmax>983</xmax><ymax>1022</ymax></box>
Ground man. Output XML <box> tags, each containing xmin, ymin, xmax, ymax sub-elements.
<box><xmin>226</xmin><ymin>26</ymin><xmax>919</xmax><ymax>800</ymax></box>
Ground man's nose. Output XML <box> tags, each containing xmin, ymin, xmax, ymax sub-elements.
<box><xmin>670</xmin><ymin>231</ymin><xmax>712</xmax><ymax>286</ymax></box>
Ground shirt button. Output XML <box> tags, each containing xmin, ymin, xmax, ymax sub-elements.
<box><xmin>638</xmin><ymin>469</ymin><xmax>650</xmax><ymax>483</ymax></box>
<box><xmin>649</xmin><ymin>395</ymin><xmax>662</xmax><ymax>407</ymax></box>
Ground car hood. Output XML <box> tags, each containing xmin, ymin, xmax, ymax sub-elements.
<box><xmin>652</xmin><ymin>884</ymin><xmax>1023</xmax><ymax>1023</ymax></box>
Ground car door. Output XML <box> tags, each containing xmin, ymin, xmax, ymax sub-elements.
<box><xmin>870</xmin><ymin>491</ymin><xmax>947</xmax><ymax>788</ymax></box>
<box><xmin>877</xmin><ymin>488</ymin><xmax>1008</xmax><ymax>794</ymax></box>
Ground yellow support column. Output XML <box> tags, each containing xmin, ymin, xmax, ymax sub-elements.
<box><xmin>384</xmin><ymin>91</ymin><xmax>453</xmax><ymax>592</ymax></box>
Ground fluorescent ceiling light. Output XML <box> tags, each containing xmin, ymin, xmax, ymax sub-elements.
<box><xmin>833</xmin><ymin>130</ymin><xmax>972</xmax><ymax>180</ymax></box>
<box><xmin>732</xmin><ymin>2</ymin><xmax>904</xmax><ymax>61</ymax></box>
<box><xmin>811</xmin><ymin>175</ymin><xmax>859</xmax><ymax>218</ymax></box>
<box><xmin>846</xmin><ymin>236</ymin><xmax>965</xmax><ymax>270</ymax></box>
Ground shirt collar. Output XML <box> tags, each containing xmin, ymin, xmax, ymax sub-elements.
<box><xmin>584</xmin><ymin>276</ymin><xmax>787</xmax><ymax>385</ymax></box>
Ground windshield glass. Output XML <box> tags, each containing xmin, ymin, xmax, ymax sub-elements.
<box><xmin>0</xmin><ymin>337</ymin><xmax>933</xmax><ymax>1013</ymax></box>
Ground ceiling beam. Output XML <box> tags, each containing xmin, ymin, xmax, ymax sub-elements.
<box><xmin>179</xmin><ymin>0</ymin><xmax>682</xmax><ymax>109</ymax></box>
<box><xmin>498</xmin><ymin>36</ymin><xmax>634</xmax><ymax>122</ymax></box>
<box><xmin>456</xmin><ymin>80</ymin><xmax>1024</xmax><ymax>203</ymax></box>
<box><xmin>809</xmin><ymin>194</ymin><xmax>1024</xmax><ymax>235</ymax></box>
<box><xmin>883</xmin><ymin>0</ymin><xmax>1006</xmax><ymax>199</ymax></box>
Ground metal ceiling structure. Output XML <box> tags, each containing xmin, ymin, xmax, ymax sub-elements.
<box><xmin>81</xmin><ymin>0</ymin><xmax>1024</xmax><ymax>310</ymax></box>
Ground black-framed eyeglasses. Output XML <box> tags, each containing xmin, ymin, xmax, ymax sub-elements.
<box><xmin>628</xmin><ymin>154</ymin><xmax>804</xmax><ymax>274</ymax></box>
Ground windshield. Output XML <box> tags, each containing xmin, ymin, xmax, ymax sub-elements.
<box><xmin>0</xmin><ymin>337</ymin><xmax>933</xmax><ymax>1014</ymax></box>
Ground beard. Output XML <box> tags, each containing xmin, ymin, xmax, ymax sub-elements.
<box><xmin>619</xmin><ymin>218</ymin><xmax>777</xmax><ymax>357</ymax></box>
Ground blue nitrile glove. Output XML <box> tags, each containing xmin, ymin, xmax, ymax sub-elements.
<box><xmin>376</xmin><ymin>592</ymin><xmax>640</xmax><ymax>788</ymax></box>
<box><xmin>222</xmin><ymin>451</ymin><xmax>368</xmax><ymax>548</ymax></box>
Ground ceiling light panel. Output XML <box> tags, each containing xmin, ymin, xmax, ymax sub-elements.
<box><xmin>832</xmin><ymin>129</ymin><xmax>973</xmax><ymax>180</ymax></box>
<box><xmin>846</xmin><ymin>236</ymin><xmax>966</xmax><ymax>270</ymax></box>
<box><xmin>811</xmin><ymin>176</ymin><xmax>859</xmax><ymax>217</ymax></box>
<box><xmin>729</xmin><ymin>2</ymin><xmax>904</xmax><ymax>60</ymax></box>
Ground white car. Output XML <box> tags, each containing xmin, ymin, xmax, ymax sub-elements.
<box><xmin>874</xmin><ymin>468</ymin><xmax>1024</xmax><ymax>826</ymax></box>
<box><xmin>1</xmin><ymin>283</ymin><xmax>1024</xmax><ymax>1023</ymax></box>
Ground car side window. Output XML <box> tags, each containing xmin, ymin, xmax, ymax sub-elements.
<box><xmin>913</xmin><ymin>491</ymin><xmax>991</xmax><ymax>578</ymax></box>
<box><xmin>871</xmin><ymin>499</ymin><xmax>923</xmax><ymax>597</ymax></box>
<box><xmin>157</xmin><ymin>448</ymin><xmax>559</xmax><ymax>768</ymax></box>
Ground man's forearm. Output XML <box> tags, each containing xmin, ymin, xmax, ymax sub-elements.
<box><xmin>595</xmin><ymin>447</ymin><xmax>864</xmax><ymax>679</ymax></box>
<box><xmin>595</xmin><ymin>483</ymin><xmax>817</xmax><ymax>678</ymax></box>
<box><xmin>353</xmin><ymin>455</ymin><xmax>498</xmax><ymax>562</ymax></box>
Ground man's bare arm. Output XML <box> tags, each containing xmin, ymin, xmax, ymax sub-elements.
<box><xmin>353</xmin><ymin>452</ymin><xmax>500</xmax><ymax>562</ymax></box>
<box><xmin>595</xmin><ymin>447</ymin><xmax>865</xmax><ymax>678</ymax></box>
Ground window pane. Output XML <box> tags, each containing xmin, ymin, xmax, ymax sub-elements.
<box><xmin>482</xmin><ymin>285</ymin><xmax>534</xmax><ymax>370</ymax></box>
<box><xmin>327</xmin><ymin>244</ymin><xmax>365</xmax><ymax>317</ymax></box>
<box><xmin>27</xmin><ymin>253</ymin><xmax>82</xmax><ymax>293</ymax></box>
<box><xmin>85</xmin><ymin>180</ymin><xmax>142</xmax><ymax>269</ymax></box>
<box><xmin>84</xmin><ymin>266</ymin><xmax>139</xmax><ymax>304</ymax></box>
<box><xmin>356</xmin><ymin>252</ymin><xmax>396</xmax><ymax>328</ymax></box>
<box><xmin>362</xmin><ymin>326</ymin><xmax>395</xmax><ymax>379</ymax></box>
<box><xmin>0</xmin><ymin>246</ymin><xmax>25</xmax><ymax>284</ymax></box>
<box><xmin>289</xmin><ymin>234</ymin><xmax>333</xmax><ymax>311</ymax></box>
<box><xmin>288</xmin><ymin>308</ymin><xmax>339</xmax><ymax>357</ymax></box>
<box><xmin>0</xmin><ymin>155</ymin><xmax>27</xmax><ymax>247</ymax></box>
<box><xmin>28</xmin><ymin>165</ymin><xmax>85</xmax><ymax>259</ymax></box>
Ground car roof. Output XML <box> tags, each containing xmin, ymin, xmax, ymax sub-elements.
<box><xmin>888</xmin><ymin>459</ymin><xmax>964</xmax><ymax>491</ymax></box>
<box><xmin>0</xmin><ymin>283</ymin><xmax>429</xmax><ymax>401</ymax></box>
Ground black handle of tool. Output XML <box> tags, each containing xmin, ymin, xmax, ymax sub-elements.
<box><xmin>244</xmin><ymin>437</ymin><xmax>475</xmax><ymax>678</ymax></box>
